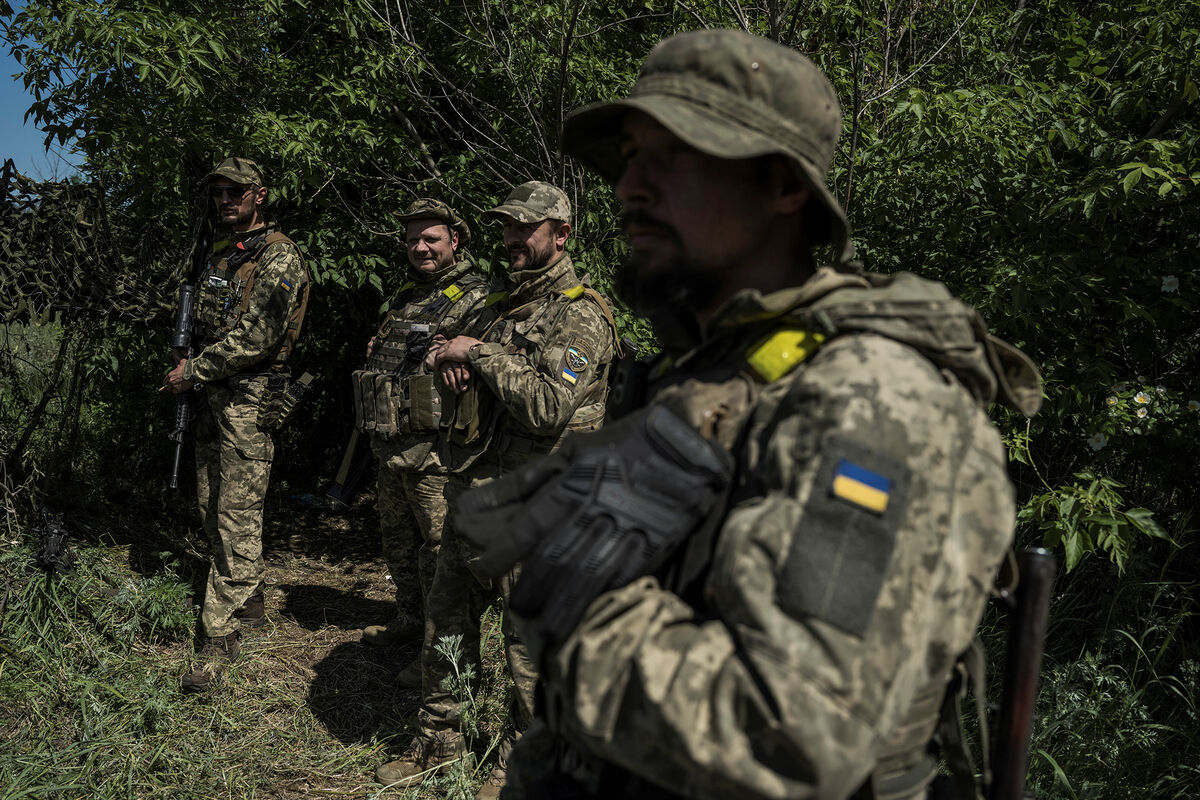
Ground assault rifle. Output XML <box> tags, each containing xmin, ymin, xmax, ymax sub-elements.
<box><xmin>324</xmin><ymin>429</ymin><xmax>373</xmax><ymax>510</ymax></box>
<box><xmin>168</xmin><ymin>229</ymin><xmax>212</xmax><ymax>489</ymax></box>
<box><xmin>990</xmin><ymin>548</ymin><xmax>1056</xmax><ymax>800</ymax></box>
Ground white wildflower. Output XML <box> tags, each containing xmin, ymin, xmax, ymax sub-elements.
<box><xmin>1161</xmin><ymin>275</ymin><xmax>1179</xmax><ymax>293</ymax></box>
<box><xmin>1087</xmin><ymin>433</ymin><xmax>1108</xmax><ymax>451</ymax></box>
<box><xmin>1134</xmin><ymin>391</ymin><xmax>1151</xmax><ymax>404</ymax></box>
<box><xmin>1136</xmin><ymin>407</ymin><xmax>1149</xmax><ymax>419</ymax></box>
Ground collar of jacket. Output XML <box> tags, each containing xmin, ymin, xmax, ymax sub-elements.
<box><xmin>411</xmin><ymin>250</ymin><xmax>481</xmax><ymax>287</ymax></box>
<box><xmin>507</xmin><ymin>251</ymin><xmax>578</xmax><ymax>305</ymax></box>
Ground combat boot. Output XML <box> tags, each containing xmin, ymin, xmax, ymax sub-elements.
<box><xmin>361</xmin><ymin>614</ymin><xmax>422</xmax><ymax>646</ymax></box>
<box><xmin>234</xmin><ymin>592</ymin><xmax>266</xmax><ymax>629</ymax></box>
<box><xmin>475</xmin><ymin>764</ymin><xmax>506</xmax><ymax>800</ymax></box>
<box><xmin>394</xmin><ymin>658</ymin><xmax>422</xmax><ymax>689</ymax></box>
<box><xmin>181</xmin><ymin>631</ymin><xmax>241</xmax><ymax>693</ymax></box>
<box><xmin>375</xmin><ymin>734</ymin><xmax>465</xmax><ymax>788</ymax></box>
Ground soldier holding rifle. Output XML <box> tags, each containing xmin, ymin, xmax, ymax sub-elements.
<box><xmin>163</xmin><ymin>156</ymin><xmax>310</xmax><ymax>692</ymax></box>
<box><xmin>454</xmin><ymin>30</ymin><xmax>1045</xmax><ymax>800</ymax></box>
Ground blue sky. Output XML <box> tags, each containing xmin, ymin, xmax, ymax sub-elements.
<box><xmin>2</xmin><ymin>1</ymin><xmax>82</xmax><ymax>179</ymax></box>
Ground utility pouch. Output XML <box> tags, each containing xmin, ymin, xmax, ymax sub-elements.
<box><xmin>258</xmin><ymin>372</ymin><xmax>315</xmax><ymax>432</ymax></box>
<box><xmin>445</xmin><ymin>383</ymin><xmax>494</xmax><ymax>446</ymax></box>
<box><xmin>406</xmin><ymin>374</ymin><xmax>444</xmax><ymax>432</ymax></box>
<box><xmin>352</xmin><ymin>369</ymin><xmax>403</xmax><ymax>437</ymax></box>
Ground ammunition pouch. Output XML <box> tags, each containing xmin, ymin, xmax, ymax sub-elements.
<box><xmin>353</xmin><ymin>370</ymin><xmax>446</xmax><ymax>438</ymax></box>
<box><xmin>257</xmin><ymin>372</ymin><xmax>315</xmax><ymax>432</ymax></box>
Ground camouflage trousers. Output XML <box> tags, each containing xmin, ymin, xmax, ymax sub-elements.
<box><xmin>373</xmin><ymin>444</ymin><xmax>448</xmax><ymax>630</ymax></box>
<box><xmin>194</xmin><ymin>376</ymin><xmax>274</xmax><ymax>638</ymax></box>
<box><xmin>415</xmin><ymin>470</ymin><xmax>537</xmax><ymax>755</ymax></box>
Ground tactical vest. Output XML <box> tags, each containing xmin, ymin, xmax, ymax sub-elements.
<box><xmin>353</xmin><ymin>275</ymin><xmax>494</xmax><ymax>439</ymax></box>
<box><xmin>193</xmin><ymin>229</ymin><xmax>309</xmax><ymax>369</ymax></box>
<box><xmin>589</xmin><ymin>274</ymin><xmax>1038</xmax><ymax>800</ymax></box>
<box><xmin>442</xmin><ymin>284</ymin><xmax>618</xmax><ymax>458</ymax></box>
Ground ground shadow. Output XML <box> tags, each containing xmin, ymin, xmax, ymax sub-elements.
<box><xmin>307</xmin><ymin>638</ymin><xmax>422</xmax><ymax>746</ymax></box>
<box><xmin>277</xmin><ymin>582</ymin><xmax>394</xmax><ymax>631</ymax></box>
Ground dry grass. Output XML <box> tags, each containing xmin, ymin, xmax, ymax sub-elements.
<box><xmin>0</xmin><ymin>486</ymin><xmax>513</xmax><ymax>800</ymax></box>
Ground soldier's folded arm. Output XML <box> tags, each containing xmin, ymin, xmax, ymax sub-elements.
<box><xmin>540</xmin><ymin>337</ymin><xmax>1013</xmax><ymax>800</ymax></box>
<box><xmin>183</xmin><ymin>242</ymin><xmax>308</xmax><ymax>383</ymax></box>
<box><xmin>468</xmin><ymin>302</ymin><xmax>613</xmax><ymax>435</ymax></box>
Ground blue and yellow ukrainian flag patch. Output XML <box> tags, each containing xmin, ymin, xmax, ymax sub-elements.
<box><xmin>831</xmin><ymin>459</ymin><xmax>891</xmax><ymax>513</ymax></box>
<box><xmin>561</xmin><ymin>367</ymin><xmax>579</xmax><ymax>385</ymax></box>
<box><xmin>280</xmin><ymin>278</ymin><xmax>294</xmax><ymax>292</ymax></box>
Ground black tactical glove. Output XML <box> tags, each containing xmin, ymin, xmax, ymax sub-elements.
<box><xmin>455</xmin><ymin>404</ymin><xmax>732</xmax><ymax>649</ymax></box>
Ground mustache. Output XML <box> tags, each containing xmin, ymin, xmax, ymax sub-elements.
<box><xmin>620</xmin><ymin>210</ymin><xmax>677</xmax><ymax>239</ymax></box>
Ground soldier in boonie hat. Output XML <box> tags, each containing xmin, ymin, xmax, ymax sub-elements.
<box><xmin>397</xmin><ymin>197</ymin><xmax>472</xmax><ymax>246</ymax></box>
<box><xmin>562</xmin><ymin>29</ymin><xmax>850</xmax><ymax>264</ymax></box>
<box><xmin>484</xmin><ymin>181</ymin><xmax>572</xmax><ymax>226</ymax></box>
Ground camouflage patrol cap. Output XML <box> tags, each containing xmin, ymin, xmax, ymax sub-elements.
<box><xmin>203</xmin><ymin>157</ymin><xmax>266</xmax><ymax>186</ymax></box>
<box><xmin>397</xmin><ymin>197</ymin><xmax>472</xmax><ymax>245</ymax></box>
<box><xmin>484</xmin><ymin>181</ymin><xmax>572</xmax><ymax>226</ymax></box>
<box><xmin>562</xmin><ymin>29</ymin><xmax>852</xmax><ymax>263</ymax></box>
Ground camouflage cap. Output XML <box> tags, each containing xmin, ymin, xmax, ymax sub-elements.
<box><xmin>396</xmin><ymin>197</ymin><xmax>472</xmax><ymax>245</ymax></box>
<box><xmin>203</xmin><ymin>156</ymin><xmax>266</xmax><ymax>186</ymax></box>
<box><xmin>484</xmin><ymin>181</ymin><xmax>572</xmax><ymax>226</ymax></box>
<box><xmin>561</xmin><ymin>29</ymin><xmax>852</xmax><ymax>263</ymax></box>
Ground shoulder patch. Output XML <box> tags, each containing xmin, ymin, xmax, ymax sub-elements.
<box><xmin>777</xmin><ymin>434</ymin><xmax>912</xmax><ymax>638</ymax></box>
<box><xmin>559</xmin><ymin>337</ymin><xmax>593</xmax><ymax>386</ymax></box>
<box><xmin>280</xmin><ymin>278</ymin><xmax>294</xmax><ymax>292</ymax></box>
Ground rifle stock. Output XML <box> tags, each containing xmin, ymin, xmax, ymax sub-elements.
<box><xmin>990</xmin><ymin>548</ymin><xmax>1056</xmax><ymax>800</ymax></box>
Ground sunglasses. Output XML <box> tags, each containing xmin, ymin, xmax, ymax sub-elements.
<box><xmin>210</xmin><ymin>185</ymin><xmax>252</xmax><ymax>199</ymax></box>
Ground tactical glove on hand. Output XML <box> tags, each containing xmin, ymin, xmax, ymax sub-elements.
<box><xmin>454</xmin><ymin>405</ymin><xmax>732</xmax><ymax>652</ymax></box>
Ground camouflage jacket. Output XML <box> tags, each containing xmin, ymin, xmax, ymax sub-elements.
<box><xmin>183</xmin><ymin>226</ymin><xmax>310</xmax><ymax>383</ymax></box>
<box><xmin>459</xmin><ymin>252</ymin><xmax>617</xmax><ymax>469</ymax></box>
<box><xmin>529</xmin><ymin>267</ymin><xmax>1041</xmax><ymax>799</ymax></box>
<box><xmin>365</xmin><ymin>252</ymin><xmax>503</xmax><ymax>471</ymax></box>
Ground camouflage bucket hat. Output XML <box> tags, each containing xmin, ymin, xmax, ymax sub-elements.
<box><xmin>484</xmin><ymin>181</ymin><xmax>572</xmax><ymax>226</ymax></box>
<box><xmin>203</xmin><ymin>156</ymin><xmax>266</xmax><ymax>186</ymax></box>
<box><xmin>562</xmin><ymin>29</ymin><xmax>852</xmax><ymax>264</ymax></box>
<box><xmin>397</xmin><ymin>197</ymin><xmax>472</xmax><ymax>245</ymax></box>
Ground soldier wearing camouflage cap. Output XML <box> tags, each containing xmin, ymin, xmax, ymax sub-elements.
<box><xmin>353</xmin><ymin>197</ymin><xmax>501</xmax><ymax>680</ymax></box>
<box><xmin>164</xmin><ymin>156</ymin><xmax>312</xmax><ymax>691</ymax></box>
<box><xmin>373</xmin><ymin>181</ymin><xmax>617</xmax><ymax>796</ymax></box>
<box><xmin>450</xmin><ymin>29</ymin><xmax>1043</xmax><ymax>799</ymax></box>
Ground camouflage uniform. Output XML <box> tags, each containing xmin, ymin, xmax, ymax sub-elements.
<box><xmin>184</xmin><ymin>161</ymin><xmax>311</xmax><ymax>641</ymax></box>
<box><xmin>416</xmin><ymin>185</ymin><xmax>618</xmax><ymax>761</ymax></box>
<box><xmin>356</xmin><ymin>200</ymin><xmax>501</xmax><ymax>637</ymax></box>
<box><xmin>452</xmin><ymin>32</ymin><xmax>1044</xmax><ymax>800</ymax></box>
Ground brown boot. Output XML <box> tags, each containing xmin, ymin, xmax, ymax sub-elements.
<box><xmin>374</xmin><ymin>735</ymin><xmax>465</xmax><ymax>788</ymax></box>
<box><xmin>475</xmin><ymin>764</ymin><xmax>506</xmax><ymax>800</ymax></box>
<box><xmin>234</xmin><ymin>593</ymin><xmax>266</xmax><ymax>629</ymax></box>
<box><xmin>181</xmin><ymin>632</ymin><xmax>241</xmax><ymax>693</ymax></box>
<box><xmin>395</xmin><ymin>658</ymin><xmax>422</xmax><ymax>690</ymax></box>
<box><xmin>361</xmin><ymin>615</ymin><xmax>422</xmax><ymax>646</ymax></box>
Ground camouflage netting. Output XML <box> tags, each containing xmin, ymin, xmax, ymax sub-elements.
<box><xmin>0</xmin><ymin>159</ymin><xmax>176</xmax><ymax>325</ymax></box>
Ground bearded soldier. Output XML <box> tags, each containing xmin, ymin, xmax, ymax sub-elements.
<box><xmin>372</xmin><ymin>182</ymin><xmax>617</xmax><ymax>799</ymax></box>
<box><xmin>453</xmin><ymin>31</ymin><xmax>1044</xmax><ymax>799</ymax></box>
<box><xmin>164</xmin><ymin>157</ymin><xmax>311</xmax><ymax>692</ymax></box>
<box><xmin>355</xmin><ymin>199</ymin><xmax>502</xmax><ymax>690</ymax></box>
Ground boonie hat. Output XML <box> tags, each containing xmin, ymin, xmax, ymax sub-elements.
<box><xmin>397</xmin><ymin>197</ymin><xmax>472</xmax><ymax>245</ymax></box>
<box><xmin>203</xmin><ymin>157</ymin><xmax>265</xmax><ymax>187</ymax></box>
<box><xmin>484</xmin><ymin>181</ymin><xmax>572</xmax><ymax>226</ymax></box>
<box><xmin>562</xmin><ymin>29</ymin><xmax>852</xmax><ymax>263</ymax></box>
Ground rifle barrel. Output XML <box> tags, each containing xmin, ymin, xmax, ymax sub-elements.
<box><xmin>990</xmin><ymin>547</ymin><xmax>1056</xmax><ymax>800</ymax></box>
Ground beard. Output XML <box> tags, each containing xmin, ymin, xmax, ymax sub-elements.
<box><xmin>616</xmin><ymin>210</ymin><xmax>721</xmax><ymax>318</ymax></box>
<box><xmin>221</xmin><ymin>204</ymin><xmax>257</xmax><ymax>229</ymax></box>
<box><xmin>615</xmin><ymin>251</ymin><xmax>721</xmax><ymax>355</ymax></box>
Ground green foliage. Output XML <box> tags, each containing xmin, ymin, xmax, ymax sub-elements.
<box><xmin>2</xmin><ymin>2</ymin><xmax>1199</xmax><ymax>798</ymax></box>
<box><xmin>1019</xmin><ymin>471</ymin><xmax>1170</xmax><ymax>572</ymax></box>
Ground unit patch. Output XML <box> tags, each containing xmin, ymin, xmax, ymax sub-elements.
<box><xmin>566</xmin><ymin>346</ymin><xmax>589</xmax><ymax>372</ymax></box>
<box><xmin>559</xmin><ymin>339</ymin><xmax>593</xmax><ymax>386</ymax></box>
<box><xmin>280</xmin><ymin>278</ymin><xmax>294</xmax><ymax>292</ymax></box>
<box><xmin>777</xmin><ymin>434</ymin><xmax>912</xmax><ymax>638</ymax></box>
